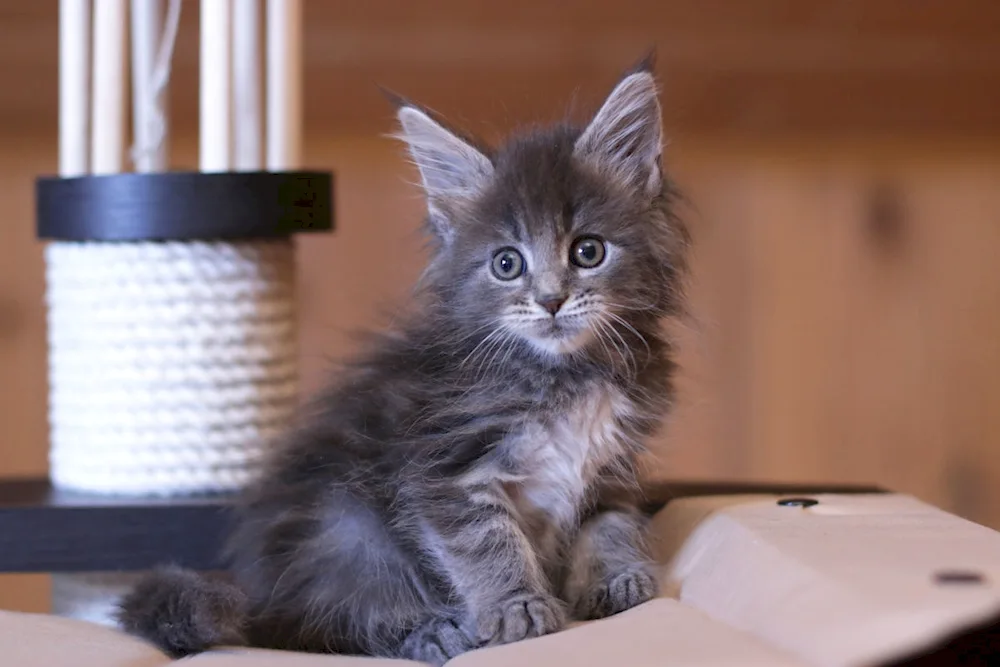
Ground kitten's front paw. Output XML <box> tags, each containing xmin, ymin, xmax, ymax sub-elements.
<box><xmin>477</xmin><ymin>593</ymin><xmax>565</xmax><ymax>646</ymax></box>
<box><xmin>575</xmin><ymin>567</ymin><xmax>657</xmax><ymax>620</ymax></box>
<box><xmin>398</xmin><ymin>616</ymin><xmax>477</xmax><ymax>666</ymax></box>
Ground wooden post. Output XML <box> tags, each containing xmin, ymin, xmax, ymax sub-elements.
<box><xmin>59</xmin><ymin>0</ymin><xmax>91</xmax><ymax>177</ymax></box>
<box><xmin>233</xmin><ymin>0</ymin><xmax>262</xmax><ymax>171</ymax></box>
<box><xmin>266</xmin><ymin>0</ymin><xmax>301</xmax><ymax>170</ymax></box>
<box><xmin>200</xmin><ymin>0</ymin><xmax>232</xmax><ymax>172</ymax></box>
<box><xmin>130</xmin><ymin>0</ymin><xmax>167</xmax><ymax>172</ymax></box>
<box><xmin>91</xmin><ymin>0</ymin><xmax>126</xmax><ymax>175</ymax></box>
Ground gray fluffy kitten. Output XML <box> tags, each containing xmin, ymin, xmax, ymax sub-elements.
<box><xmin>118</xmin><ymin>57</ymin><xmax>688</xmax><ymax>665</ymax></box>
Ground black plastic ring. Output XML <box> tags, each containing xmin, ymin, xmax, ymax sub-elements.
<box><xmin>776</xmin><ymin>497</ymin><xmax>819</xmax><ymax>508</ymax></box>
<box><xmin>36</xmin><ymin>171</ymin><xmax>334</xmax><ymax>241</ymax></box>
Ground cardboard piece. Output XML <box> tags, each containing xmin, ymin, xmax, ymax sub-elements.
<box><xmin>0</xmin><ymin>609</ymin><xmax>168</xmax><ymax>667</ymax></box>
<box><xmin>650</xmin><ymin>493</ymin><xmax>1000</xmax><ymax>666</ymax></box>
<box><xmin>449</xmin><ymin>598</ymin><xmax>806</xmax><ymax>667</ymax></box>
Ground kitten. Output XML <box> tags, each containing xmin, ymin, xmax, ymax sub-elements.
<box><xmin>117</xmin><ymin>56</ymin><xmax>689</xmax><ymax>665</ymax></box>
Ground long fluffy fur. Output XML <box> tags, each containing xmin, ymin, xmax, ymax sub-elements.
<box><xmin>117</xmin><ymin>61</ymin><xmax>688</xmax><ymax>666</ymax></box>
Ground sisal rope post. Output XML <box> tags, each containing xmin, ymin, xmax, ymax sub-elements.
<box><xmin>45</xmin><ymin>0</ymin><xmax>330</xmax><ymax>625</ymax></box>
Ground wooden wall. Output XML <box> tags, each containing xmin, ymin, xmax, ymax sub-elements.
<box><xmin>4</xmin><ymin>1</ymin><xmax>1000</xmax><ymax>139</ymax></box>
<box><xmin>1</xmin><ymin>0</ymin><xmax>999</xmax><ymax>612</ymax></box>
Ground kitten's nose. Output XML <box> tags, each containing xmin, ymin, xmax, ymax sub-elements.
<box><xmin>536</xmin><ymin>294</ymin><xmax>566</xmax><ymax>316</ymax></box>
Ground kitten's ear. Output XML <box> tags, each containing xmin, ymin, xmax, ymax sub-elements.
<box><xmin>574</xmin><ymin>63</ymin><xmax>663</xmax><ymax>197</ymax></box>
<box><xmin>391</xmin><ymin>100</ymin><xmax>493</xmax><ymax>239</ymax></box>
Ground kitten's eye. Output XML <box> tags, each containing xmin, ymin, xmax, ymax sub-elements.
<box><xmin>491</xmin><ymin>248</ymin><xmax>525</xmax><ymax>280</ymax></box>
<box><xmin>570</xmin><ymin>236</ymin><xmax>606</xmax><ymax>269</ymax></box>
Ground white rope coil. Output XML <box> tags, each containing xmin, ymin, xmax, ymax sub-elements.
<box><xmin>45</xmin><ymin>239</ymin><xmax>299</xmax><ymax>496</ymax></box>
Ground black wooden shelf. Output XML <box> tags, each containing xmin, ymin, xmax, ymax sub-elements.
<box><xmin>0</xmin><ymin>477</ymin><xmax>881</xmax><ymax>575</ymax></box>
<box><xmin>0</xmin><ymin>479</ymin><xmax>235</xmax><ymax>573</ymax></box>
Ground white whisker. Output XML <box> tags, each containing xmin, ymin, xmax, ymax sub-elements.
<box><xmin>594</xmin><ymin>315</ymin><xmax>634</xmax><ymax>377</ymax></box>
<box><xmin>590</xmin><ymin>317</ymin><xmax>616</xmax><ymax>367</ymax></box>
<box><xmin>459</xmin><ymin>323</ymin><xmax>505</xmax><ymax>369</ymax></box>
<box><xmin>604</xmin><ymin>309</ymin><xmax>651</xmax><ymax>358</ymax></box>
<box><xmin>476</xmin><ymin>329</ymin><xmax>516</xmax><ymax>381</ymax></box>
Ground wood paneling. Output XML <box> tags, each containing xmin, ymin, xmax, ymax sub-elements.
<box><xmin>0</xmin><ymin>136</ymin><xmax>52</xmax><ymax>614</ymax></box>
<box><xmin>0</xmin><ymin>139</ymin><xmax>50</xmax><ymax>480</ymax></box>
<box><xmin>2</xmin><ymin>1</ymin><xmax>1000</xmax><ymax>141</ymax></box>
<box><xmin>663</xmin><ymin>146</ymin><xmax>1000</xmax><ymax>529</ymax></box>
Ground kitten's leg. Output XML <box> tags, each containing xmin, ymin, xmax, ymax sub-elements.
<box><xmin>563</xmin><ymin>507</ymin><xmax>659</xmax><ymax>620</ymax></box>
<box><xmin>408</xmin><ymin>481</ymin><xmax>566</xmax><ymax>650</ymax></box>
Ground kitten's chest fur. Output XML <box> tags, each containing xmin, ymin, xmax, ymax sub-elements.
<box><xmin>502</xmin><ymin>384</ymin><xmax>633</xmax><ymax>538</ymax></box>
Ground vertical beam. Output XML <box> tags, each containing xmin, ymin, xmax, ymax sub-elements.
<box><xmin>233</xmin><ymin>0</ymin><xmax>262</xmax><ymax>171</ymax></box>
<box><xmin>59</xmin><ymin>0</ymin><xmax>91</xmax><ymax>177</ymax></box>
<box><xmin>91</xmin><ymin>0</ymin><xmax>126</xmax><ymax>175</ymax></box>
<box><xmin>200</xmin><ymin>0</ymin><xmax>232</xmax><ymax>172</ymax></box>
<box><xmin>266</xmin><ymin>0</ymin><xmax>302</xmax><ymax>170</ymax></box>
<box><xmin>130</xmin><ymin>0</ymin><xmax>167</xmax><ymax>172</ymax></box>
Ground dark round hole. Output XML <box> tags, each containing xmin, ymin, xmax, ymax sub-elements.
<box><xmin>776</xmin><ymin>497</ymin><xmax>819</xmax><ymax>508</ymax></box>
<box><xmin>934</xmin><ymin>570</ymin><xmax>985</xmax><ymax>585</ymax></box>
<box><xmin>865</xmin><ymin>181</ymin><xmax>906</xmax><ymax>253</ymax></box>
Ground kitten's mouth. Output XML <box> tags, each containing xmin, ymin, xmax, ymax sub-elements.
<box><xmin>542</xmin><ymin>318</ymin><xmax>565</xmax><ymax>333</ymax></box>
<box><xmin>538</xmin><ymin>316</ymin><xmax>577</xmax><ymax>337</ymax></box>
<box><xmin>523</xmin><ymin>317</ymin><xmax>591</xmax><ymax>355</ymax></box>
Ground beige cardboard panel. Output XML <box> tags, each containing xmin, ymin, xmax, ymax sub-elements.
<box><xmin>647</xmin><ymin>493</ymin><xmax>776</xmax><ymax>568</ymax></box>
<box><xmin>187</xmin><ymin>647</ymin><xmax>419</xmax><ymax>666</ymax></box>
<box><xmin>450</xmin><ymin>599</ymin><xmax>806</xmax><ymax>667</ymax></box>
<box><xmin>650</xmin><ymin>493</ymin><xmax>1000</xmax><ymax>667</ymax></box>
<box><xmin>0</xmin><ymin>609</ymin><xmax>169</xmax><ymax>667</ymax></box>
<box><xmin>0</xmin><ymin>602</ymin><xmax>805</xmax><ymax>667</ymax></box>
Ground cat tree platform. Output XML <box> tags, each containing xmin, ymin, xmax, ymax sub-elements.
<box><xmin>1</xmin><ymin>479</ymin><xmax>998</xmax><ymax>667</ymax></box>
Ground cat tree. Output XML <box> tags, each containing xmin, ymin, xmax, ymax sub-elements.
<box><xmin>41</xmin><ymin>0</ymin><xmax>331</xmax><ymax>623</ymax></box>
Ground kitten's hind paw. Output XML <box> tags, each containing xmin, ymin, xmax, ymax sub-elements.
<box><xmin>398</xmin><ymin>616</ymin><xmax>477</xmax><ymax>666</ymax></box>
<box><xmin>477</xmin><ymin>593</ymin><xmax>566</xmax><ymax>646</ymax></box>
<box><xmin>574</xmin><ymin>567</ymin><xmax>657</xmax><ymax>620</ymax></box>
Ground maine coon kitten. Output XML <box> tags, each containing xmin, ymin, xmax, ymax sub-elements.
<box><xmin>117</xmin><ymin>57</ymin><xmax>688</xmax><ymax>665</ymax></box>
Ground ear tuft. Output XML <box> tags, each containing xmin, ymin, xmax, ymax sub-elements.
<box><xmin>376</xmin><ymin>84</ymin><xmax>411</xmax><ymax>112</ymax></box>
<box><xmin>626</xmin><ymin>48</ymin><xmax>657</xmax><ymax>77</ymax></box>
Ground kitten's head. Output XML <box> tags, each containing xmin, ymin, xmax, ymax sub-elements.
<box><xmin>393</xmin><ymin>58</ymin><xmax>687</xmax><ymax>362</ymax></box>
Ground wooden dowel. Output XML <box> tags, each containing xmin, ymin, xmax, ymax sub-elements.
<box><xmin>265</xmin><ymin>0</ymin><xmax>301</xmax><ymax>171</ymax></box>
<box><xmin>233</xmin><ymin>0</ymin><xmax>262</xmax><ymax>171</ymax></box>
<box><xmin>59</xmin><ymin>0</ymin><xmax>91</xmax><ymax>177</ymax></box>
<box><xmin>91</xmin><ymin>0</ymin><xmax>126</xmax><ymax>175</ymax></box>
<box><xmin>131</xmin><ymin>0</ymin><xmax>167</xmax><ymax>173</ymax></box>
<box><xmin>200</xmin><ymin>0</ymin><xmax>232</xmax><ymax>172</ymax></box>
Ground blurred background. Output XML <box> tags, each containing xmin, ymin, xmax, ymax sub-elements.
<box><xmin>1</xmin><ymin>0</ymin><xmax>999</xmax><ymax>612</ymax></box>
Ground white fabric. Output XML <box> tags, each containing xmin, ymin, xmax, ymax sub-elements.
<box><xmin>45</xmin><ymin>239</ymin><xmax>299</xmax><ymax>496</ymax></box>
